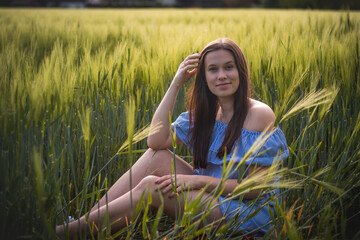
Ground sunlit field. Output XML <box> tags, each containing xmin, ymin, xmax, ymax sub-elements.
<box><xmin>0</xmin><ymin>8</ymin><xmax>359</xmax><ymax>239</ymax></box>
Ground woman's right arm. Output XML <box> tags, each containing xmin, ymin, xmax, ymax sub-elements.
<box><xmin>147</xmin><ymin>53</ymin><xmax>200</xmax><ymax>150</ymax></box>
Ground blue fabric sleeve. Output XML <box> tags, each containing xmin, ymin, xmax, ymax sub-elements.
<box><xmin>242</xmin><ymin>127</ymin><xmax>289</xmax><ymax>166</ymax></box>
<box><xmin>171</xmin><ymin>112</ymin><xmax>192</xmax><ymax>150</ymax></box>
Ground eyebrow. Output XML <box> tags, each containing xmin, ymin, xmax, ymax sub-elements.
<box><xmin>207</xmin><ymin>61</ymin><xmax>235</xmax><ymax>67</ymax></box>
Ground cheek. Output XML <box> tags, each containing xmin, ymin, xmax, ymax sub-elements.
<box><xmin>204</xmin><ymin>73</ymin><xmax>211</xmax><ymax>85</ymax></box>
<box><xmin>234</xmin><ymin>81</ymin><xmax>240</xmax><ymax>90</ymax></box>
<box><xmin>231</xmin><ymin>71</ymin><xmax>240</xmax><ymax>85</ymax></box>
<box><xmin>231</xmin><ymin>69</ymin><xmax>239</xmax><ymax>78</ymax></box>
<box><xmin>205</xmin><ymin>72</ymin><xmax>216</xmax><ymax>83</ymax></box>
<box><xmin>204</xmin><ymin>74</ymin><xmax>215</xmax><ymax>92</ymax></box>
<box><xmin>205</xmin><ymin>72</ymin><xmax>210</xmax><ymax>81</ymax></box>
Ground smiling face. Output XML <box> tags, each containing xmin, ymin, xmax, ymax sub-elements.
<box><xmin>204</xmin><ymin>49</ymin><xmax>240</xmax><ymax>102</ymax></box>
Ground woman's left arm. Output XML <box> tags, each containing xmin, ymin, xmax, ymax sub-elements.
<box><xmin>156</xmin><ymin>165</ymin><xmax>270</xmax><ymax>199</ymax></box>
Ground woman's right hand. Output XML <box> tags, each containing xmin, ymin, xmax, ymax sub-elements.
<box><xmin>171</xmin><ymin>53</ymin><xmax>200</xmax><ymax>88</ymax></box>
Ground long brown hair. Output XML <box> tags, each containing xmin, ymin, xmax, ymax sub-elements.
<box><xmin>188</xmin><ymin>38</ymin><xmax>250</xmax><ymax>169</ymax></box>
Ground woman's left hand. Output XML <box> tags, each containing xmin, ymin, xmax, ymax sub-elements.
<box><xmin>155</xmin><ymin>174</ymin><xmax>199</xmax><ymax>197</ymax></box>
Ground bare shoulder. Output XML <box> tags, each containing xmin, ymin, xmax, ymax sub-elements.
<box><xmin>243</xmin><ymin>99</ymin><xmax>276</xmax><ymax>132</ymax></box>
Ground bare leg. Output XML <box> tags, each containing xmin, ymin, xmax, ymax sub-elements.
<box><xmin>90</xmin><ymin>148</ymin><xmax>193</xmax><ymax>212</ymax></box>
<box><xmin>57</xmin><ymin>175</ymin><xmax>223</xmax><ymax>238</ymax></box>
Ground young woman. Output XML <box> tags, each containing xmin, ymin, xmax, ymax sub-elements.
<box><xmin>56</xmin><ymin>38</ymin><xmax>289</xmax><ymax>238</ymax></box>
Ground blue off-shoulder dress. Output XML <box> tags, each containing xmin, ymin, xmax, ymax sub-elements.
<box><xmin>171</xmin><ymin>111</ymin><xmax>289</xmax><ymax>235</ymax></box>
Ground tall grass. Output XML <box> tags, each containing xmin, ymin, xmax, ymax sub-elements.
<box><xmin>0</xmin><ymin>8</ymin><xmax>359</xmax><ymax>239</ymax></box>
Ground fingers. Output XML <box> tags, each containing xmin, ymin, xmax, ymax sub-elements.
<box><xmin>180</xmin><ymin>53</ymin><xmax>200</xmax><ymax>69</ymax></box>
<box><xmin>185</xmin><ymin>53</ymin><xmax>201</xmax><ymax>60</ymax></box>
<box><xmin>170</xmin><ymin>186</ymin><xmax>184</xmax><ymax>197</ymax></box>
<box><xmin>172</xmin><ymin>53</ymin><xmax>200</xmax><ymax>87</ymax></box>
<box><xmin>180</xmin><ymin>61</ymin><xmax>199</xmax><ymax>73</ymax></box>
<box><xmin>159</xmin><ymin>182</ymin><xmax>185</xmax><ymax>197</ymax></box>
<box><xmin>156</xmin><ymin>178</ymin><xmax>172</xmax><ymax>190</ymax></box>
<box><xmin>187</xmin><ymin>67</ymin><xmax>198</xmax><ymax>75</ymax></box>
<box><xmin>160</xmin><ymin>182</ymin><xmax>173</xmax><ymax>195</ymax></box>
<box><xmin>181</xmin><ymin>58</ymin><xmax>200</xmax><ymax>66</ymax></box>
<box><xmin>184</xmin><ymin>65</ymin><xmax>198</xmax><ymax>75</ymax></box>
<box><xmin>155</xmin><ymin>175</ymin><xmax>187</xmax><ymax>196</ymax></box>
<box><xmin>181</xmin><ymin>62</ymin><xmax>198</xmax><ymax>77</ymax></box>
<box><xmin>155</xmin><ymin>175</ymin><xmax>171</xmax><ymax>184</ymax></box>
<box><xmin>157</xmin><ymin>177</ymin><xmax>176</xmax><ymax>195</ymax></box>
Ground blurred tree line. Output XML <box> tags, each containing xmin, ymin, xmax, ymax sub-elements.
<box><xmin>1</xmin><ymin>0</ymin><xmax>359</xmax><ymax>11</ymax></box>
<box><xmin>262</xmin><ymin>0</ymin><xmax>360</xmax><ymax>9</ymax></box>
<box><xmin>177</xmin><ymin>0</ymin><xmax>360</xmax><ymax>9</ymax></box>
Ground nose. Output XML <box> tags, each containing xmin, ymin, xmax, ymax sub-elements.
<box><xmin>218</xmin><ymin>68</ymin><xmax>226</xmax><ymax>80</ymax></box>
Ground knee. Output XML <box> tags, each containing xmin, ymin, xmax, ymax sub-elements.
<box><xmin>133</xmin><ymin>175</ymin><xmax>171</xmax><ymax>209</ymax></box>
<box><xmin>134</xmin><ymin>175</ymin><xmax>160</xmax><ymax>193</ymax></box>
<box><xmin>145</xmin><ymin>148</ymin><xmax>170</xmax><ymax>159</ymax></box>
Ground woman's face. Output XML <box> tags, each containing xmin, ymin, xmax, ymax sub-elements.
<box><xmin>204</xmin><ymin>49</ymin><xmax>240</xmax><ymax>101</ymax></box>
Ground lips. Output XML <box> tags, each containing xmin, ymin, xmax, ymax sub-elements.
<box><xmin>216</xmin><ymin>83</ymin><xmax>231</xmax><ymax>87</ymax></box>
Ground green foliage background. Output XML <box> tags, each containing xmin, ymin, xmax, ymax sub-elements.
<box><xmin>0</xmin><ymin>8</ymin><xmax>359</xmax><ymax>239</ymax></box>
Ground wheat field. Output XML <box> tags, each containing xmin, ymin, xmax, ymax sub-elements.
<box><xmin>0</xmin><ymin>8</ymin><xmax>359</xmax><ymax>239</ymax></box>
